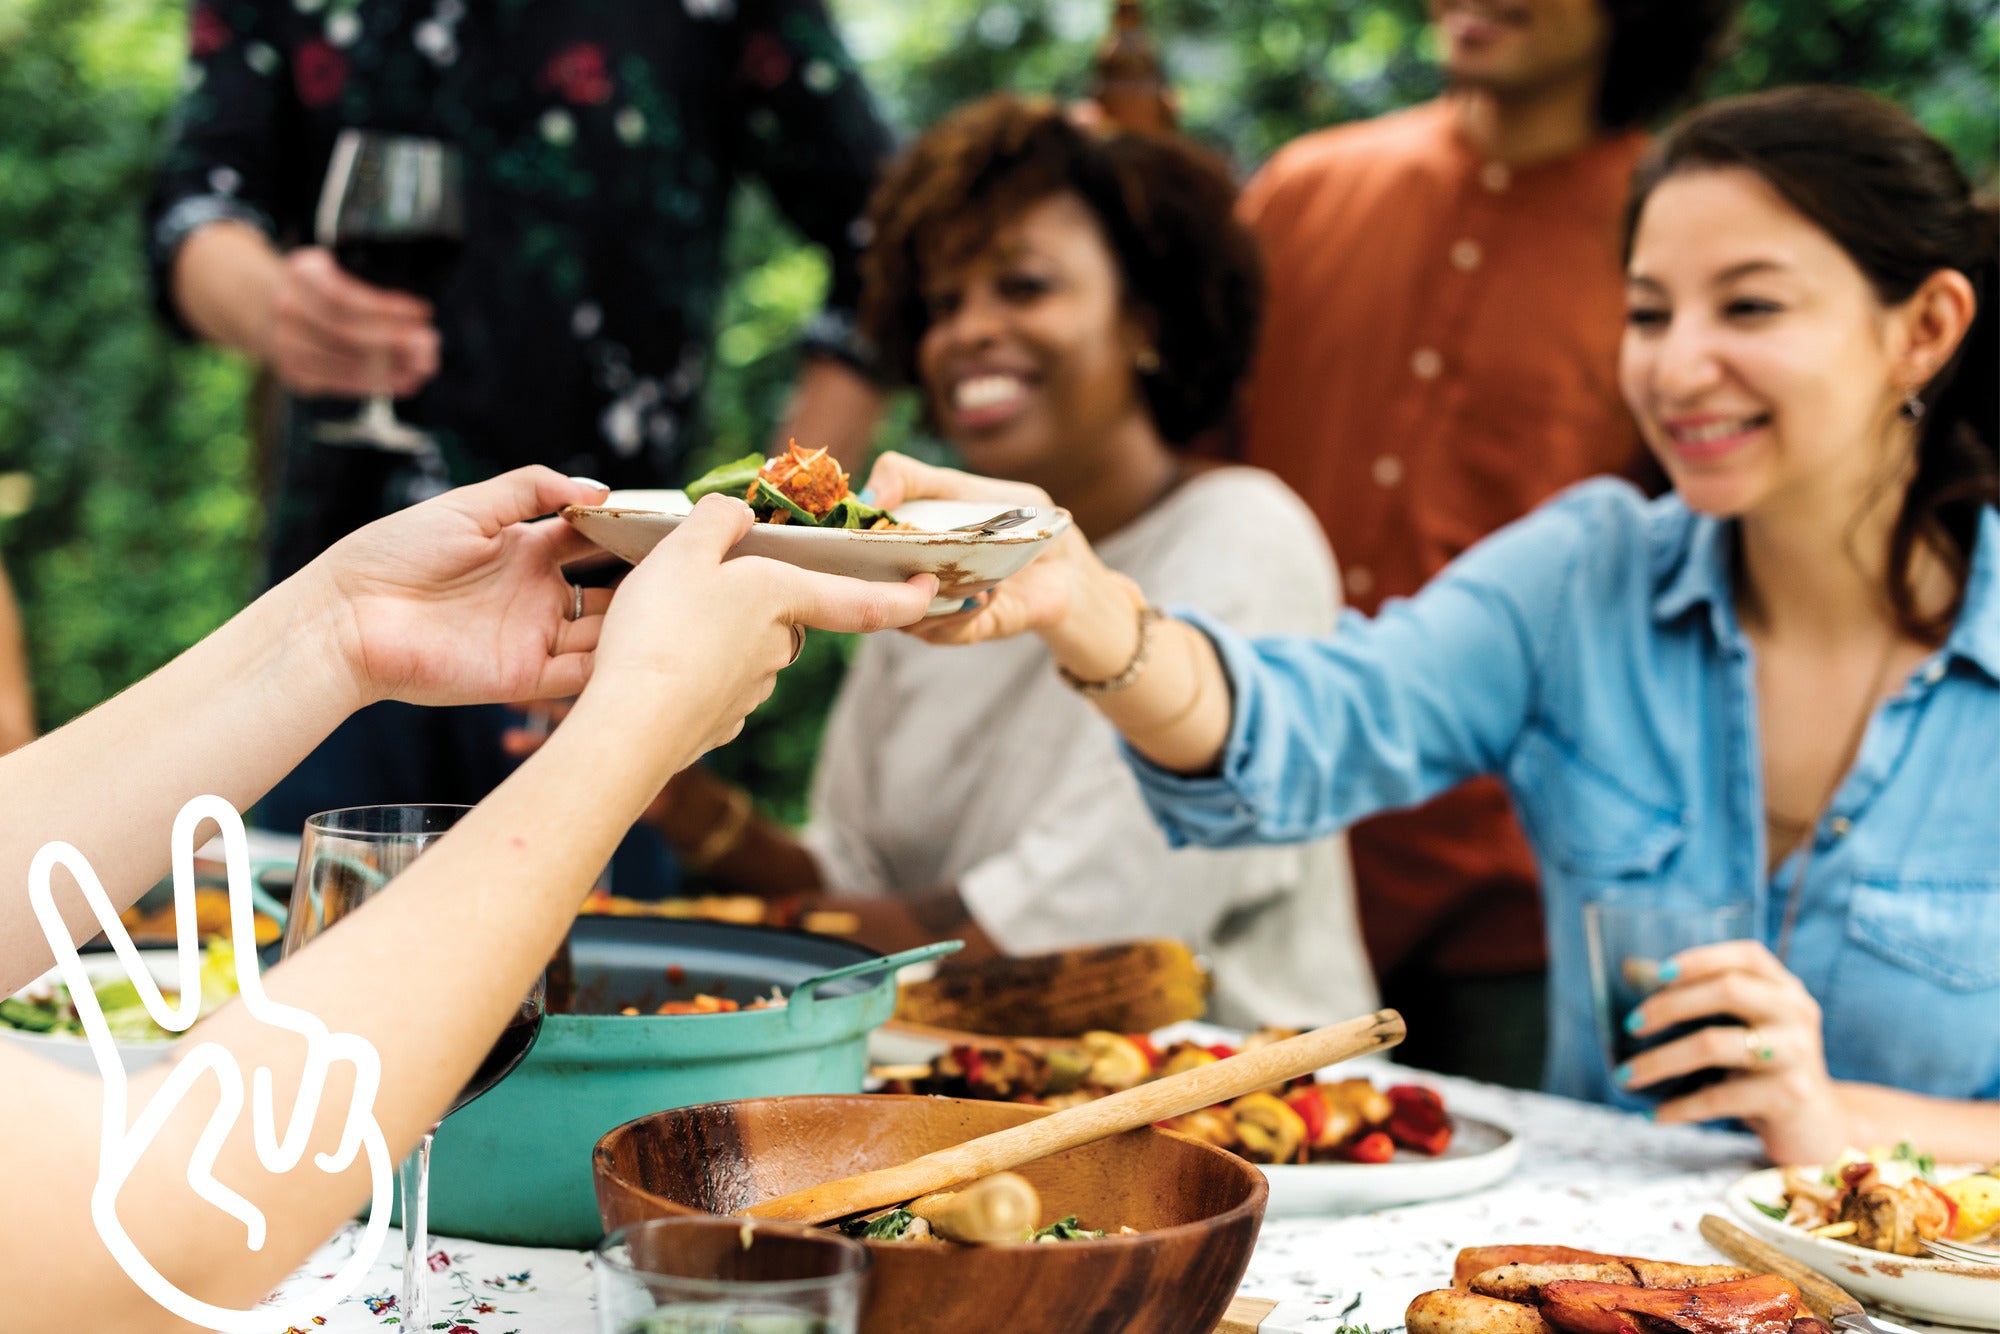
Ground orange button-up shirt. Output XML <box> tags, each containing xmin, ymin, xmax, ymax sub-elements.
<box><xmin>1238</xmin><ymin>98</ymin><xmax>1648</xmax><ymax>980</ymax></box>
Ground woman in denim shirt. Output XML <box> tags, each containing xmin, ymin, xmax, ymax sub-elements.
<box><xmin>865</xmin><ymin>87</ymin><xmax>1999</xmax><ymax>1165</ymax></box>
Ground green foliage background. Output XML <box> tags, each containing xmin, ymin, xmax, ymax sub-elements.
<box><xmin>1</xmin><ymin>0</ymin><xmax>1994</xmax><ymax>821</ymax></box>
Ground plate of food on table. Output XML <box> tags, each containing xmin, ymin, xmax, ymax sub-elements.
<box><xmin>562</xmin><ymin>440</ymin><xmax>1072</xmax><ymax>614</ymax></box>
<box><xmin>1725</xmin><ymin>1143</ymin><xmax>2000</xmax><ymax>1328</ymax></box>
<box><xmin>865</xmin><ymin>939</ymin><xmax>1519</xmax><ymax>1216</ymax></box>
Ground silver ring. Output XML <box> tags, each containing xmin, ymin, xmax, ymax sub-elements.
<box><xmin>784</xmin><ymin>623</ymin><xmax>805</xmax><ymax>667</ymax></box>
<box><xmin>569</xmin><ymin>583</ymin><xmax>586</xmax><ymax>622</ymax></box>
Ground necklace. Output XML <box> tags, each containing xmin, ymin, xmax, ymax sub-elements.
<box><xmin>1765</xmin><ymin>626</ymin><xmax>1904</xmax><ymax>960</ymax></box>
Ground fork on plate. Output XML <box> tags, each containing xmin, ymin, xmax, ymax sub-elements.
<box><xmin>1919</xmin><ymin>1235</ymin><xmax>2000</xmax><ymax>1267</ymax></box>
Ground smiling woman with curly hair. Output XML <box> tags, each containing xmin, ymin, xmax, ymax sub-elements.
<box><xmin>640</xmin><ymin>94</ymin><xmax>1377</xmax><ymax>1029</ymax></box>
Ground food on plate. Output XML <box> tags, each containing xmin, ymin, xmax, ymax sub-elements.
<box><xmin>893</xmin><ymin>938</ymin><xmax>1208</xmax><ymax>1036</ymax></box>
<box><xmin>1410</xmin><ymin>1246</ymin><xmax>1824</xmax><ymax>1334</ymax></box>
<box><xmin>118</xmin><ymin>887</ymin><xmax>281</xmax><ymax>946</ymax></box>
<box><xmin>875</xmin><ymin>1027</ymin><xmax>1452</xmax><ymax>1167</ymax></box>
<box><xmin>1765</xmin><ymin>1143</ymin><xmax>1999</xmax><ymax>1252</ymax></box>
<box><xmin>684</xmin><ymin>441</ymin><xmax>904</xmax><ymax>530</ymax></box>
<box><xmin>577</xmin><ymin>887</ymin><xmax>861</xmax><ymax>937</ymax></box>
<box><xmin>0</xmin><ymin>937</ymin><xmax>242</xmax><ymax>1042</ymax></box>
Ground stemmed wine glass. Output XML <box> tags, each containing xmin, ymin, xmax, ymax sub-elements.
<box><xmin>312</xmin><ymin>128</ymin><xmax>464</xmax><ymax>465</ymax></box>
<box><xmin>283</xmin><ymin>805</ymin><xmax>544</xmax><ymax>1332</ymax></box>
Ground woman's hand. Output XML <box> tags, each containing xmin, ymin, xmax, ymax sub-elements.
<box><xmin>581</xmin><ymin>493</ymin><xmax>937</xmax><ymax>764</ymax></box>
<box><xmin>862</xmin><ymin>452</ymin><xmax>1129</xmax><ymax>666</ymax></box>
<box><xmin>306</xmin><ymin>466</ymin><xmax>612</xmax><ymax>711</ymax></box>
<box><xmin>1621</xmin><ymin>940</ymin><xmax>1851</xmax><ymax>1163</ymax></box>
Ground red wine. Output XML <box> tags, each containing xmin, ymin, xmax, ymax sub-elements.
<box><xmin>334</xmin><ymin>235</ymin><xmax>463</xmax><ymax>305</ymax></box>
<box><xmin>450</xmin><ymin>999</ymin><xmax>542</xmax><ymax>1115</ymax></box>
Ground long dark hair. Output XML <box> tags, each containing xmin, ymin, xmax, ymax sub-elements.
<box><xmin>1626</xmin><ymin>86</ymin><xmax>1999</xmax><ymax>641</ymax></box>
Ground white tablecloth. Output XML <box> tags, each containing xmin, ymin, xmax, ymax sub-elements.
<box><xmin>258</xmin><ymin>1071</ymin><xmax>1947</xmax><ymax>1334</ymax></box>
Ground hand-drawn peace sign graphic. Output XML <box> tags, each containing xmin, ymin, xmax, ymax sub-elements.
<box><xmin>26</xmin><ymin>794</ymin><xmax>395</xmax><ymax>1331</ymax></box>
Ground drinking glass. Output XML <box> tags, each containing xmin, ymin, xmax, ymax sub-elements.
<box><xmin>595</xmin><ymin>1217</ymin><xmax>870</xmax><ymax>1334</ymax></box>
<box><xmin>1584</xmin><ymin>886</ymin><xmax>1753</xmax><ymax>1101</ymax></box>
<box><xmin>284</xmin><ymin>805</ymin><xmax>545</xmax><ymax>1332</ymax></box>
<box><xmin>312</xmin><ymin>128</ymin><xmax>464</xmax><ymax>456</ymax></box>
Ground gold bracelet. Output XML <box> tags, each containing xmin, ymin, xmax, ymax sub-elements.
<box><xmin>1056</xmin><ymin>593</ymin><xmax>1163</xmax><ymax>696</ymax></box>
<box><xmin>681</xmin><ymin>784</ymin><xmax>755</xmax><ymax>874</ymax></box>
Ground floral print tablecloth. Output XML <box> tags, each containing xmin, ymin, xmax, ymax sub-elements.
<box><xmin>260</xmin><ymin>1071</ymin><xmax>1947</xmax><ymax>1333</ymax></box>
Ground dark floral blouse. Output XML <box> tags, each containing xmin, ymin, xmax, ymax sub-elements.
<box><xmin>147</xmin><ymin>0</ymin><xmax>892</xmax><ymax>577</ymax></box>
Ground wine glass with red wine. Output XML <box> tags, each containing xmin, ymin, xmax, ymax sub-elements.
<box><xmin>283</xmin><ymin>804</ymin><xmax>543</xmax><ymax>1332</ymax></box>
<box><xmin>312</xmin><ymin>129</ymin><xmax>464</xmax><ymax>455</ymax></box>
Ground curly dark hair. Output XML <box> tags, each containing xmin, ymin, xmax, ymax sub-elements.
<box><xmin>861</xmin><ymin>94</ymin><xmax>1263</xmax><ymax>448</ymax></box>
<box><xmin>1597</xmin><ymin>0</ymin><xmax>1738</xmax><ymax>129</ymax></box>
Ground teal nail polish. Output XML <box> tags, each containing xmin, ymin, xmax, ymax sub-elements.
<box><xmin>1641</xmin><ymin>1108</ymin><xmax>1657</xmax><ymax>1122</ymax></box>
<box><xmin>858</xmin><ymin>486</ymin><xmax>878</xmax><ymax>505</ymax></box>
<box><xmin>1613</xmin><ymin>1062</ymin><xmax>1634</xmax><ymax>1086</ymax></box>
<box><xmin>1623</xmin><ymin>1008</ymin><xmax>1646</xmax><ymax>1035</ymax></box>
<box><xmin>960</xmin><ymin>598</ymin><xmax>979</xmax><ymax>611</ymax></box>
<box><xmin>1658</xmin><ymin>959</ymin><xmax>1681</xmax><ymax>983</ymax></box>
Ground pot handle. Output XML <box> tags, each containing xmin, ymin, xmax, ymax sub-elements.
<box><xmin>787</xmin><ymin>940</ymin><xmax>964</xmax><ymax>1027</ymax></box>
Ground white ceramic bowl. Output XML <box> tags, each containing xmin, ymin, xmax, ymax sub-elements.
<box><xmin>563</xmin><ymin>491</ymin><xmax>1072</xmax><ymax>615</ymax></box>
<box><xmin>1726</xmin><ymin>1166</ymin><xmax>2000</xmax><ymax>1329</ymax></box>
<box><xmin>2</xmin><ymin>951</ymin><xmax>185</xmax><ymax>1076</ymax></box>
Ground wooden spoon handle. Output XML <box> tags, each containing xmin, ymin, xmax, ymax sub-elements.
<box><xmin>1699</xmin><ymin>1214</ymin><xmax>1862</xmax><ymax>1320</ymax></box>
<box><xmin>742</xmin><ymin>1008</ymin><xmax>1406</xmax><ymax>1225</ymax></box>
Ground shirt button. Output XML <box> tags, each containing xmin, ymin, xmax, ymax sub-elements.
<box><xmin>1922</xmin><ymin>660</ymin><xmax>1946</xmax><ymax>684</ymax></box>
<box><xmin>1828</xmin><ymin>816</ymin><xmax>1853</xmax><ymax>838</ymax></box>
<box><xmin>1372</xmin><ymin>455</ymin><xmax>1404</xmax><ymax>488</ymax></box>
<box><xmin>1345</xmin><ymin>565</ymin><xmax>1375</xmax><ymax>598</ymax></box>
<box><xmin>1411</xmin><ymin>347</ymin><xmax>1443</xmax><ymax>380</ymax></box>
<box><xmin>1450</xmin><ymin>238</ymin><xmax>1483</xmax><ymax>272</ymax></box>
<box><xmin>1480</xmin><ymin>161</ymin><xmax>1511</xmax><ymax>192</ymax></box>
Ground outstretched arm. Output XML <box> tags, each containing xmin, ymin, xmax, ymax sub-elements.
<box><xmin>0</xmin><ymin>468</ymin><xmax>609</xmax><ymax>992</ymax></box>
<box><xmin>5</xmin><ymin>495</ymin><xmax>937</xmax><ymax>1328</ymax></box>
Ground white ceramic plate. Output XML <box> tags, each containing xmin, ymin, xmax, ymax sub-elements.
<box><xmin>564</xmin><ymin>491</ymin><xmax>1072</xmax><ymax>616</ymax></box>
<box><xmin>868</xmin><ymin>1020</ymin><xmax>1520</xmax><ymax>1217</ymax></box>
<box><xmin>2</xmin><ymin>951</ymin><xmax>189</xmax><ymax>1075</ymax></box>
<box><xmin>1260</xmin><ymin>1113</ymin><xmax>1520</xmax><ymax>1217</ymax></box>
<box><xmin>1726</xmin><ymin>1167</ymin><xmax>2000</xmax><ymax>1329</ymax></box>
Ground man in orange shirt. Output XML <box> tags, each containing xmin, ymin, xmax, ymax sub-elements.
<box><xmin>1239</xmin><ymin>0</ymin><xmax>1734</xmax><ymax>1087</ymax></box>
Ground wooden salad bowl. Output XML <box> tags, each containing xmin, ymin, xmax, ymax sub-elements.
<box><xmin>595</xmin><ymin>1094</ymin><xmax>1269</xmax><ymax>1334</ymax></box>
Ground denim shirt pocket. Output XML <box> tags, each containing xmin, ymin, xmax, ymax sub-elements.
<box><xmin>1822</xmin><ymin>873</ymin><xmax>2000</xmax><ymax>1098</ymax></box>
<box><xmin>1510</xmin><ymin>725</ymin><xmax>1689</xmax><ymax>879</ymax></box>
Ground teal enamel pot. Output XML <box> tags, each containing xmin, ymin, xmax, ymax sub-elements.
<box><xmin>425</xmin><ymin>918</ymin><xmax>953</xmax><ymax>1246</ymax></box>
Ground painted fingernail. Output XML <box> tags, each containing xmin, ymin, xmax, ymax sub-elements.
<box><xmin>858</xmin><ymin>486</ymin><xmax>878</xmax><ymax>505</ymax></box>
<box><xmin>568</xmin><ymin>475</ymin><xmax>609</xmax><ymax>490</ymax></box>
<box><xmin>1623</xmin><ymin>1008</ymin><xmax>1646</xmax><ymax>1035</ymax></box>
<box><xmin>1641</xmin><ymin>1108</ymin><xmax>1657</xmax><ymax>1122</ymax></box>
<box><xmin>1613</xmin><ymin>1062</ymin><xmax>1634</xmax><ymax>1086</ymax></box>
<box><xmin>960</xmin><ymin>598</ymin><xmax>979</xmax><ymax>611</ymax></box>
<box><xmin>1658</xmin><ymin>959</ymin><xmax>1680</xmax><ymax>983</ymax></box>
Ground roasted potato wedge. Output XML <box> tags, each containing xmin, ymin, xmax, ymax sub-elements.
<box><xmin>1407</xmin><ymin>1288</ymin><xmax>1554</xmax><ymax>1334</ymax></box>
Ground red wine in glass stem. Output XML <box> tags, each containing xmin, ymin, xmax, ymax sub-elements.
<box><xmin>333</xmin><ymin>235</ymin><xmax>463</xmax><ymax>306</ymax></box>
<box><xmin>449</xmin><ymin>998</ymin><xmax>542</xmax><ymax>1116</ymax></box>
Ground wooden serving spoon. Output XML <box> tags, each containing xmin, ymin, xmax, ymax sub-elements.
<box><xmin>740</xmin><ymin>1008</ymin><xmax>1407</xmax><ymax>1226</ymax></box>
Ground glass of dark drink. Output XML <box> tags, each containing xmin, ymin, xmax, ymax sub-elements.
<box><xmin>283</xmin><ymin>804</ymin><xmax>544</xmax><ymax>1332</ymax></box>
<box><xmin>1584</xmin><ymin>887</ymin><xmax>1753</xmax><ymax>1103</ymax></box>
<box><xmin>311</xmin><ymin>129</ymin><xmax>464</xmax><ymax>455</ymax></box>
<box><xmin>595</xmin><ymin>1218</ymin><xmax>870</xmax><ymax>1334</ymax></box>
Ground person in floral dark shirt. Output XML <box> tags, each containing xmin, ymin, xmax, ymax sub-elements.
<box><xmin>148</xmin><ymin>0</ymin><xmax>894</xmax><ymax>837</ymax></box>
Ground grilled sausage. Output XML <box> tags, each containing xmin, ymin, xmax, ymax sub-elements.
<box><xmin>1407</xmin><ymin>1288</ymin><xmax>1556</xmax><ymax>1334</ymax></box>
<box><xmin>1452</xmin><ymin>1247</ymin><xmax>1625</xmax><ymax>1289</ymax></box>
<box><xmin>1469</xmin><ymin>1264</ymin><xmax>1639</xmax><ymax>1303</ymax></box>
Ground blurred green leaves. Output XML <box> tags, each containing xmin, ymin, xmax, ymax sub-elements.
<box><xmin>1</xmin><ymin>0</ymin><xmax>1993</xmax><ymax>821</ymax></box>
